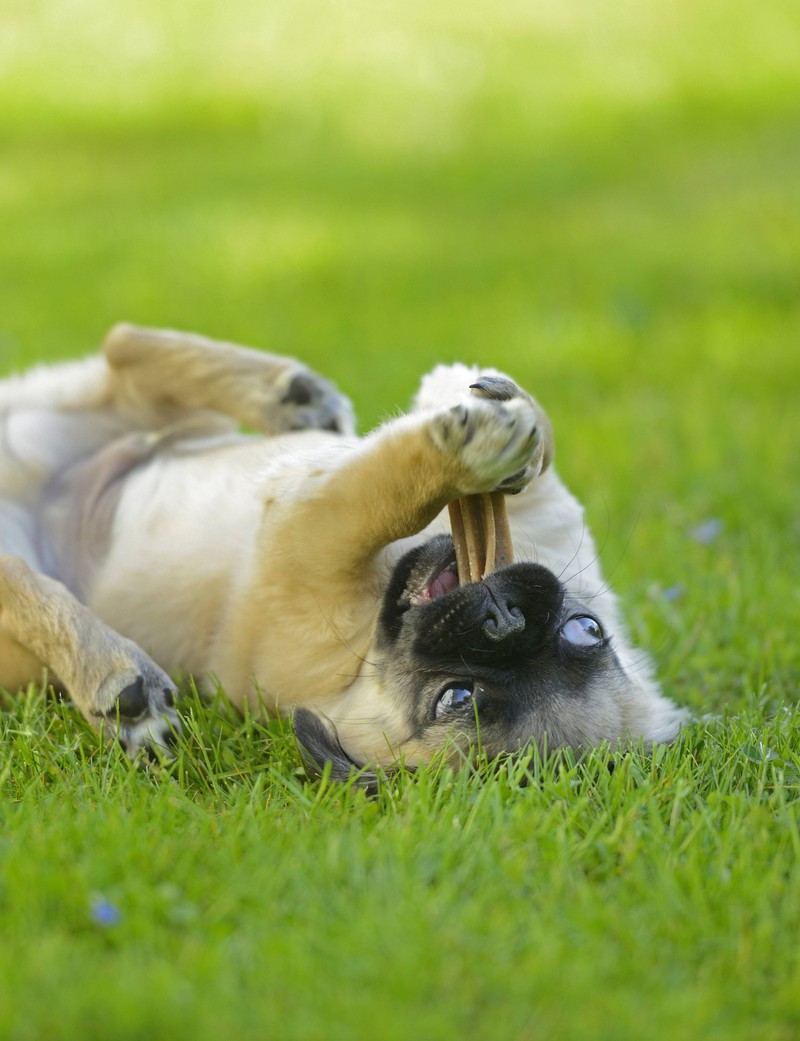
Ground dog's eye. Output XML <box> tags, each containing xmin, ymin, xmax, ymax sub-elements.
<box><xmin>561</xmin><ymin>615</ymin><xmax>604</xmax><ymax>647</ymax></box>
<box><xmin>434</xmin><ymin>684</ymin><xmax>475</xmax><ymax>720</ymax></box>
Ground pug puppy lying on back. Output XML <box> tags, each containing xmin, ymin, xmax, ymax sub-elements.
<box><xmin>0</xmin><ymin>324</ymin><xmax>683</xmax><ymax>780</ymax></box>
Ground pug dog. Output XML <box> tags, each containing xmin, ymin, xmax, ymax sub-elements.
<box><xmin>0</xmin><ymin>324</ymin><xmax>683</xmax><ymax>780</ymax></box>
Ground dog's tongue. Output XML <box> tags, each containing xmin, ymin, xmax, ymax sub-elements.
<box><xmin>447</xmin><ymin>492</ymin><xmax>513</xmax><ymax>584</ymax></box>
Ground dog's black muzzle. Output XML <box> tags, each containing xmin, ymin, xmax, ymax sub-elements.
<box><xmin>411</xmin><ymin>563</ymin><xmax>565</xmax><ymax>666</ymax></box>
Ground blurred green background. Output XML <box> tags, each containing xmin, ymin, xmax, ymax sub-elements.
<box><xmin>2</xmin><ymin>5</ymin><xmax>800</xmax><ymax>1040</ymax></box>
<box><xmin>1</xmin><ymin>0</ymin><xmax>798</xmax><ymax>709</ymax></box>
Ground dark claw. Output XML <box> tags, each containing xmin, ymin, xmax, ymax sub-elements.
<box><xmin>114</xmin><ymin>676</ymin><xmax>147</xmax><ymax>720</ymax></box>
<box><xmin>469</xmin><ymin>377</ymin><xmax>518</xmax><ymax>401</ymax></box>
<box><xmin>498</xmin><ymin>466</ymin><xmax>530</xmax><ymax>493</ymax></box>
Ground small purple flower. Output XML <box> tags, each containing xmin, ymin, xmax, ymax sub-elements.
<box><xmin>662</xmin><ymin>585</ymin><xmax>685</xmax><ymax>602</ymax></box>
<box><xmin>90</xmin><ymin>896</ymin><xmax>121</xmax><ymax>928</ymax></box>
<box><xmin>689</xmin><ymin>518</ymin><xmax>724</xmax><ymax>545</ymax></box>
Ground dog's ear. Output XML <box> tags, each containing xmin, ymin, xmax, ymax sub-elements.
<box><xmin>293</xmin><ymin>708</ymin><xmax>380</xmax><ymax>794</ymax></box>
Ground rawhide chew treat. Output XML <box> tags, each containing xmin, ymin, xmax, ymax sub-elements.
<box><xmin>447</xmin><ymin>491</ymin><xmax>513</xmax><ymax>584</ymax></box>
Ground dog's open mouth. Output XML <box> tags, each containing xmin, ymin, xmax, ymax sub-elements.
<box><xmin>412</xmin><ymin>493</ymin><xmax>513</xmax><ymax>604</ymax></box>
<box><xmin>415</xmin><ymin>556</ymin><xmax>460</xmax><ymax>603</ymax></box>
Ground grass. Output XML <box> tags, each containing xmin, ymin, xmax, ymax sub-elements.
<box><xmin>2</xmin><ymin>694</ymin><xmax>800</xmax><ymax>1040</ymax></box>
<box><xmin>1</xmin><ymin>0</ymin><xmax>799</xmax><ymax>1037</ymax></box>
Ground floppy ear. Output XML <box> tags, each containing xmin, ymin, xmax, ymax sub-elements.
<box><xmin>293</xmin><ymin>708</ymin><xmax>381</xmax><ymax>794</ymax></box>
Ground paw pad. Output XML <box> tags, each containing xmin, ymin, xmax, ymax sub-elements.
<box><xmin>282</xmin><ymin>374</ymin><xmax>316</xmax><ymax>407</ymax></box>
<box><xmin>113</xmin><ymin>676</ymin><xmax>147</xmax><ymax>720</ymax></box>
<box><xmin>278</xmin><ymin>370</ymin><xmax>355</xmax><ymax>436</ymax></box>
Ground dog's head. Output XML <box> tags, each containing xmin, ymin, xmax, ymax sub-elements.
<box><xmin>294</xmin><ymin>534</ymin><xmax>684</xmax><ymax>787</ymax></box>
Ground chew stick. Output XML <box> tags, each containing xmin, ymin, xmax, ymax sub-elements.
<box><xmin>480</xmin><ymin>495</ymin><xmax>497</xmax><ymax>574</ymax></box>
<box><xmin>448</xmin><ymin>499</ymin><xmax>471</xmax><ymax>584</ymax></box>
<box><xmin>448</xmin><ymin>491</ymin><xmax>513</xmax><ymax>584</ymax></box>
<box><xmin>489</xmin><ymin>491</ymin><xmax>514</xmax><ymax>569</ymax></box>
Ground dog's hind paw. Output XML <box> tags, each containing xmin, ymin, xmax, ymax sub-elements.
<box><xmin>273</xmin><ymin>368</ymin><xmax>356</xmax><ymax>436</ymax></box>
<box><xmin>96</xmin><ymin>667</ymin><xmax>181</xmax><ymax>760</ymax></box>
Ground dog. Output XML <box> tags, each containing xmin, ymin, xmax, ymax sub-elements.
<box><xmin>0</xmin><ymin>324</ymin><xmax>684</xmax><ymax>781</ymax></box>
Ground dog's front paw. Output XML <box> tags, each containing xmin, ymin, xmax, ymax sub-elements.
<box><xmin>429</xmin><ymin>392</ymin><xmax>543</xmax><ymax>495</ymax></box>
<box><xmin>274</xmin><ymin>368</ymin><xmax>356</xmax><ymax>436</ymax></box>
<box><xmin>95</xmin><ymin>659</ymin><xmax>181</xmax><ymax>761</ymax></box>
<box><xmin>467</xmin><ymin>376</ymin><xmax>550</xmax><ymax>493</ymax></box>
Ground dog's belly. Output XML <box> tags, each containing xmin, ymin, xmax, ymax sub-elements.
<box><xmin>79</xmin><ymin>430</ymin><xmax>345</xmax><ymax>677</ymax></box>
<box><xmin>71</xmin><ymin>439</ymin><xmax>265</xmax><ymax>673</ymax></box>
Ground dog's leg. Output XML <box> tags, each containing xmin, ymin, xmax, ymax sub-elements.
<box><xmin>0</xmin><ymin>555</ymin><xmax>180</xmax><ymax>755</ymax></box>
<box><xmin>102</xmin><ymin>323</ymin><xmax>355</xmax><ymax>435</ymax></box>
<box><xmin>286</xmin><ymin>376</ymin><xmax>552</xmax><ymax>566</ymax></box>
<box><xmin>221</xmin><ymin>386</ymin><xmax>550</xmax><ymax>708</ymax></box>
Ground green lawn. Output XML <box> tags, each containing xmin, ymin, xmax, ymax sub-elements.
<box><xmin>1</xmin><ymin>0</ymin><xmax>799</xmax><ymax>1038</ymax></box>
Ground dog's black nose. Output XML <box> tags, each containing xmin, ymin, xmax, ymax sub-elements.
<box><xmin>482</xmin><ymin>589</ymin><xmax>526</xmax><ymax>642</ymax></box>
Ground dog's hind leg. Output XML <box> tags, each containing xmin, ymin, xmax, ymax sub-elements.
<box><xmin>102</xmin><ymin>323</ymin><xmax>355</xmax><ymax>436</ymax></box>
<box><xmin>0</xmin><ymin>555</ymin><xmax>180</xmax><ymax>756</ymax></box>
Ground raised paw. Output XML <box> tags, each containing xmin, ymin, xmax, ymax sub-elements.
<box><xmin>274</xmin><ymin>368</ymin><xmax>356</xmax><ymax>436</ymax></box>
<box><xmin>429</xmin><ymin>394</ymin><xmax>543</xmax><ymax>495</ymax></box>
<box><xmin>467</xmin><ymin>376</ymin><xmax>550</xmax><ymax>492</ymax></box>
<box><xmin>95</xmin><ymin>663</ymin><xmax>181</xmax><ymax>760</ymax></box>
